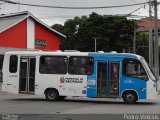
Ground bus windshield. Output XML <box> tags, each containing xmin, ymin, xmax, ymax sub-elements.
<box><xmin>141</xmin><ymin>57</ymin><xmax>156</xmax><ymax>81</ymax></box>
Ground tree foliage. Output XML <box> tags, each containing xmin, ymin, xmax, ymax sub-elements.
<box><xmin>51</xmin><ymin>12</ymin><xmax>134</xmax><ymax>52</ymax></box>
<box><xmin>136</xmin><ymin>32</ymin><xmax>149</xmax><ymax>47</ymax></box>
<box><xmin>136</xmin><ymin>32</ymin><xmax>149</xmax><ymax>62</ymax></box>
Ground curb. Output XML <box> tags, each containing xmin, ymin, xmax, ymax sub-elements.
<box><xmin>0</xmin><ymin>92</ymin><xmax>7</xmax><ymax>95</ymax></box>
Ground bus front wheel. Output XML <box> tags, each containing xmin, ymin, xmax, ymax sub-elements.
<box><xmin>45</xmin><ymin>89</ymin><xmax>59</xmax><ymax>101</ymax></box>
<box><xmin>123</xmin><ymin>92</ymin><xmax>138</xmax><ymax>104</ymax></box>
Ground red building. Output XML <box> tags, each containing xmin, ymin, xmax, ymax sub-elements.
<box><xmin>136</xmin><ymin>17</ymin><xmax>160</xmax><ymax>32</ymax></box>
<box><xmin>0</xmin><ymin>11</ymin><xmax>65</xmax><ymax>51</ymax></box>
<box><xmin>136</xmin><ymin>17</ymin><xmax>160</xmax><ymax>45</ymax></box>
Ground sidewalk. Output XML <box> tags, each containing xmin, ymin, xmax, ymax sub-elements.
<box><xmin>0</xmin><ymin>82</ymin><xmax>3</xmax><ymax>94</ymax></box>
<box><xmin>0</xmin><ymin>82</ymin><xmax>1</xmax><ymax>91</ymax></box>
<box><xmin>0</xmin><ymin>82</ymin><xmax>6</xmax><ymax>94</ymax></box>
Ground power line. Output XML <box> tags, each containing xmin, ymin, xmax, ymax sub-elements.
<box><xmin>131</xmin><ymin>0</ymin><xmax>150</xmax><ymax>13</ymax></box>
<box><xmin>0</xmin><ymin>0</ymin><xmax>149</xmax><ymax>9</ymax></box>
<box><xmin>126</xmin><ymin>6</ymin><xmax>144</xmax><ymax>16</ymax></box>
<box><xmin>38</xmin><ymin>15</ymin><xmax>79</xmax><ymax>19</ymax></box>
<box><xmin>38</xmin><ymin>15</ymin><xmax>147</xmax><ymax>20</ymax></box>
<box><xmin>35</xmin><ymin>6</ymin><xmax>147</xmax><ymax>19</ymax></box>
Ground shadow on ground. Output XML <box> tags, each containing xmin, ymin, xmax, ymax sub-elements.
<box><xmin>6</xmin><ymin>97</ymin><xmax>157</xmax><ymax>105</ymax></box>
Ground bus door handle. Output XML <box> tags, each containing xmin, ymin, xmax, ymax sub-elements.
<box><xmin>35</xmin><ymin>85</ymin><xmax>39</xmax><ymax>86</ymax></box>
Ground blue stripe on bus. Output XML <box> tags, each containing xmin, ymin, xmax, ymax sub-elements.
<box><xmin>87</xmin><ymin>61</ymin><xmax>97</xmax><ymax>97</ymax></box>
<box><xmin>120</xmin><ymin>77</ymin><xmax>147</xmax><ymax>99</ymax></box>
<box><xmin>86</xmin><ymin>52</ymin><xmax>146</xmax><ymax>99</ymax></box>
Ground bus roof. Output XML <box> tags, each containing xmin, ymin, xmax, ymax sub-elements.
<box><xmin>5</xmin><ymin>51</ymin><xmax>141</xmax><ymax>59</ymax></box>
<box><xmin>5</xmin><ymin>50</ymin><xmax>88</xmax><ymax>56</ymax></box>
<box><xmin>89</xmin><ymin>52</ymin><xmax>141</xmax><ymax>59</ymax></box>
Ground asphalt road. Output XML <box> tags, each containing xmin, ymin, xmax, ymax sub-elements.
<box><xmin>0</xmin><ymin>83</ymin><xmax>160</xmax><ymax>120</ymax></box>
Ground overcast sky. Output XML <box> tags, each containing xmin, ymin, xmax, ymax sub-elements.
<box><xmin>0</xmin><ymin>0</ymin><xmax>159</xmax><ymax>26</ymax></box>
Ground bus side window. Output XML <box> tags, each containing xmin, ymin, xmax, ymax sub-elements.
<box><xmin>122</xmin><ymin>58</ymin><xmax>148</xmax><ymax>80</ymax></box>
<box><xmin>9</xmin><ymin>55</ymin><xmax>18</xmax><ymax>73</ymax></box>
<box><xmin>68</xmin><ymin>57</ymin><xmax>94</xmax><ymax>75</ymax></box>
<box><xmin>39</xmin><ymin>56</ymin><xmax>67</xmax><ymax>74</ymax></box>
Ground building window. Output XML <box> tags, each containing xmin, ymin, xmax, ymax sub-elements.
<box><xmin>35</xmin><ymin>39</ymin><xmax>46</xmax><ymax>47</ymax></box>
<box><xmin>68</xmin><ymin>57</ymin><xmax>94</xmax><ymax>75</ymax></box>
<box><xmin>9</xmin><ymin>55</ymin><xmax>18</xmax><ymax>73</ymax></box>
<box><xmin>39</xmin><ymin>56</ymin><xmax>67</xmax><ymax>74</ymax></box>
<box><xmin>122</xmin><ymin>58</ymin><xmax>147</xmax><ymax>80</ymax></box>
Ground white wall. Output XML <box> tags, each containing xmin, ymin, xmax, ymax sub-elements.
<box><xmin>27</xmin><ymin>18</ymin><xmax>35</xmax><ymax>49</ymax></box>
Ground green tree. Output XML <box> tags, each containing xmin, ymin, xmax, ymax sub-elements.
<box><xmin>51</xmin><ymin>24</ymin><xmax>64</xmax><ymax>34</ymax></box>
<box><xmin>51</xmin><ymin>12</ymin><xmax>134</xmax><ymax>52</ymax></box>
<box><xmin>136</xmin><ymin>32</ymin><xmax>149</xmax><ymax>62</ymax></box>
<box><xmin>136</xmin><ymin>32</ymin><xmax>149</xmax><ymax>47</ymax></box>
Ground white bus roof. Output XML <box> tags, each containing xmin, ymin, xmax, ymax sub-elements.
<box><xmin>5</xmin><ymin>51</ymin><xmax>88</xmax><ymax>56</ymax></box>
<box><xmin>5</xmin><ymin>50</ymin><xmax>141</xmax><ymax>59</ymax></box>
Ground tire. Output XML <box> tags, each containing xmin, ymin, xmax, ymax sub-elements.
<box><xmin>123</xmin><ymin>92</ymin><xmax>138</xmax><ymax>104</ymax></box>
<box><xmin>45</xmin><ymin>89</ymin><xmax>59</xmax><ymax>101</ymax></box>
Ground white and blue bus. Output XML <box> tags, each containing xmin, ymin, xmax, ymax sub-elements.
<box><xmin>2</xmin><ymin>51</ymin><xmax>158</xmax><ymax>103</ymax></box>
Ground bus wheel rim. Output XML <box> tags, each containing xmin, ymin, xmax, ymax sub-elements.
<box><xmin>48</xmin><ymin>91</ymin><xmax>56</xmax><ymax>99</ymax></box>
<box><xmin>126</xmin><ymin>94</ymin><xmax>134</xmax><ymax>102</ymax></box>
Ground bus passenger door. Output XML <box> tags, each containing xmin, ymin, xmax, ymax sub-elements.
<box><xmin>19</xmin><ymin>57</ymin><xmax>36</xmax><ymax>94</ymax></box>
<box><xmin>97</xmin><ymin>61</ymin><xmax>107</xmax><ymax>96</ymax></box>
<box><xmin>28</xmin><ymin>58</ymin><xmax>36</xmax><ymax>93</ymax></box>
<box><xmin>97</xmin><ymin>61</ymin><xmax>120</xmax><ymax>97</ymax></box>
<box><xmin>108</xmin><ymin>62</ymin><xmax>120</xmax><ymax>97</ymax></box>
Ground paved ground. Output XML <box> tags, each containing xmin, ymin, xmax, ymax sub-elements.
<box><xmin>0</xmin><ymin>83</ymin><xmax>159</xmax><ymax>114</ymax></box>
<box><xmin>0</xmin><ymin>82</ymin><xmax>160</xmax><ymax>120</ymax></box>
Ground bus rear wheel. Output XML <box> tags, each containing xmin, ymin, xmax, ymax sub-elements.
<box><xmin>45</xmin><ymin>89</ymin><xmax>59</xmax><ymax>101</ymax></box>
<box><xmin>123</xmin><ymin>92</ymin><xmax>138</xmax><ymax>104</ymax></box>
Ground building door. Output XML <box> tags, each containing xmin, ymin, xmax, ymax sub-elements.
<box><xmin>97</xmin><ymin>61</ymin><xmax>120</xmax><ymax>97</ymax></box>
<box><xmin>19</xmin><ymin>57</ymin><xmax>36</xmax><ymax>93</ymax></box>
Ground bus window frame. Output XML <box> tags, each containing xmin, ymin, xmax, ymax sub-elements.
<box><xmin>9</xmin><ymin>55</ymin><xmax>18</xmax><ymax>73</ymax></box>
<box><xmin>39</xmin><ymin>55</ymin><xmax>68</xmax><ymax>75</ymax></box>
<box><xmin>122</xmin><ymin>58</ymin><xmax>148</xmax><ymax>81</ymax></box>
<box><xmin>0</xmin><ymin>55</ymin><xmax>4</xmax><ymax>71</ymax></box>
<box><xmin>0</xmin><ymin>55</ymin><xmax>4</xmax><ymax>82</ymax></box>
<box><xmin>68</xmin><ymin>56</ymin><xmax>94</xmax><ymax>75</ymax></box>
<box><xmin>140</xmin><ymin>57</ymin><xmax>156</xmax><ymax>82</ymax></box>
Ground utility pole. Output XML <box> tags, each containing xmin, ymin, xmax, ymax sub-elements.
<box><xmin>133</xmin><ymin>20</ymin><xmax>136</xmax><ymax>53</ymax></box>
<box><xmin>149</xmin><ymin>0</ymin><xmax>153</xmax><ymax>69</ymax></box>
<box><xmin>92</xmin><ymin>37</ymin><xmax>97</xmax><ymax>52</ymax></box>
<box><xmin>95</xmin><ymin>37</ymin><xmax>96</xmax><ymax>52</ymax></box>
<box><xmin>154</xmin><ymin>0</ymin><xmax>159</xmax><ymax>80</ymax></box>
